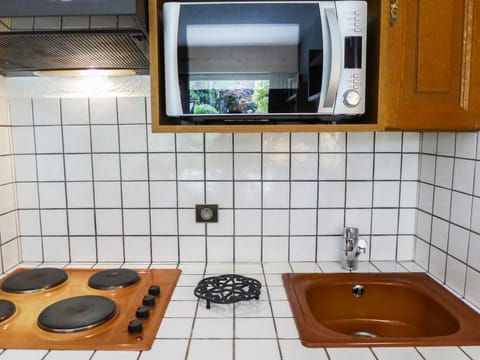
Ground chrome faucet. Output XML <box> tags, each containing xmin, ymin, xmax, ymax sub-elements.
<box><xmin>341</xmin><ymin>227</ymin><xmax>367</xmax><ymax>271</ymax></box>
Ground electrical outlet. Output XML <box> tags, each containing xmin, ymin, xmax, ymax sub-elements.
<box><xmin>195</xmin><ymin>204</ymin><xmax>218</xmax><ymax>223</ymax></box>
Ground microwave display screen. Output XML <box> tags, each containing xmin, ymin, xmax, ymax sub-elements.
<box><xmin>344</xmin><ymin>36</ymin><xmax>362</xmax><ymax>69</ymax></box>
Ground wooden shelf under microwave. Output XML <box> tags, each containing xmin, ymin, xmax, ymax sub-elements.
<box><xmin>148</xmin><ymin>0</ymin><xmax>383</xmax><ymax>133</ymax></box>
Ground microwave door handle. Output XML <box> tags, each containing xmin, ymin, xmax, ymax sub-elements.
<box><xmin>324</xmin><ymin>8</ymin><xmax>341</xmax><ymax>108</ymax></box>
<box><xmin>163</xmin><ymin>2</ymin><xmax>183</xmax><ymax>116</ymax></box>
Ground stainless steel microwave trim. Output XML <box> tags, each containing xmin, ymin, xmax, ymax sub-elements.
<box><xmin>163</xmin><ymin>2</ymin><xmax>183</xmax><ymax>116</ymax></box>
<box><xmin>323</xmin><ymin>8</ymin><xmax>341</xmax><ymax>109</ymax></box>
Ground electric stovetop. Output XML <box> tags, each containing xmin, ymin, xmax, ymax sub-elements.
<box><xmin>0</xmin><ymin>267</ymin><xmax>181</xmax><ymax>350</ymax></box>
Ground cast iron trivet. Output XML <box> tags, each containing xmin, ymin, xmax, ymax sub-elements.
<box><xmin>194</xmin><ymin>274</ymin><xmax>261</xmax><ymax>309</ymax></box>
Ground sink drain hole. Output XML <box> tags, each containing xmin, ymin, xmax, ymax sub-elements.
<box><xmin>351</xmin><ymin>331</ymin><xmax>378</xmax><ymax>338</ymax></box>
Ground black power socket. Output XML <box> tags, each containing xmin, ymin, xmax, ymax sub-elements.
<box><xmin>195</xmin><ymin>204</ymin><xmax>218</xmax><ymax>223</ymax></box>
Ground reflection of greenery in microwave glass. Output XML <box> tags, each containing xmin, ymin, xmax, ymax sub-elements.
<box><xmin>189</xmin><ymin>80</ymin><xmax>269</xmax><ymax>114</ymax></box>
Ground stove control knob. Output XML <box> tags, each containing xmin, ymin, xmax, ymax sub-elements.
<box><xmin>128</xmin><ymin>319</ymin><xmax>143</xmax><ymax>334</ymax></box>
<box><xmin>143</xmin><ymin>294</ymin><xmax>156</xmax><ymax>306</ymax></box>
<box><xmin>149</xmin><ymin>285</ymin><xmax>161</xmax><ymax>297</ymax></box>
<box><xmin>136</xmin><ymin>306</ymin><xmax>150</xmax><ymax>319</ymax></box>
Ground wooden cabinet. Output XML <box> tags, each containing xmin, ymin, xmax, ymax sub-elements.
<box><xmin>149</xmin><ymin>0</ymin><xmax>479</xmax><ymax>133</ymax></box>
<box><xmin>380</xmin><ymin>0</ymin><xmax>480</xmax><ymax>130</ymax></box>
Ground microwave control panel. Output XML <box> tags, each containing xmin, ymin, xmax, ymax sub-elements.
<box><xmin>334</xmin><ymin>1</ymin><xmax>367</xmax><ymax>115</ymax></box>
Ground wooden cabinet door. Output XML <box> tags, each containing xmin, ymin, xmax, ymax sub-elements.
<box><xmin>380</xmin><ymin>0</ymin><xmax>479</xmax><ymax>130</ymax></box>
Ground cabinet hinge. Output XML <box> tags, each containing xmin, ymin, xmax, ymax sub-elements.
<box><xmin>390</xmin><ymin>0</ymin><xmax>399</xmax><ymax>27</ymax></box>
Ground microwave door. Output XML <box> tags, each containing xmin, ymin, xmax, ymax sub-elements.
<box><xmin>163</xmin><ymin>1</ymin><xmax>348</xmax><ymax>119</ymax></box>
<box><xmin>316</xmin><ymin>4</ymin><xmax>341</xmax><ymax>115</ymax></box>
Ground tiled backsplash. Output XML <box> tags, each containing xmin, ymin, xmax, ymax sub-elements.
<box><xmin>0</xmin><ymin>90</ymin><xmax>20</xmax><ymax>272</ymax></box>
<box><xmin>4</xmin><ymin>94</ymin><xmax>419</xmax><ymax>265</ymax></box>
<box><xmin>415</xmin><ymin>132</ymin><xmax>480</xmax><ymax>308</ymax></box>
<box><xmin>2</xmin><ymin>76</ymin><xmax>480</xmax><ymax>311</ymax></box>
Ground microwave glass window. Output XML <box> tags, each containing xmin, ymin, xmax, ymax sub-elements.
<box><xmin>176</xmin><ymin>3</ymin><xmax>323</xmax><ymax>115</ymax></box>
<box><xmin>308</xmin><ymin>49</ymin><xmax>323</xmax><ymax>100</ymax></box>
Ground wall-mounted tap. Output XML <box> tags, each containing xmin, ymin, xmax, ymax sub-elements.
<box><xmin>341</xmin><ymin>227</ymin><xmax>367</xmax><ymax>271</ymax></box>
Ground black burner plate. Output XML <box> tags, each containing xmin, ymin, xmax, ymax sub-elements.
<box><xmin>0</xmin><ymin>299</ymin><xmax>15</xmax><ymax>322</ymax></box>
<box><xmin>38</xmin><ymin>295</ymin><xmax>116</xmax><ymax>333</ymax></box>
<box><xmin>88</xmin><ymin>269</ymin><xmax>140</xmax><ymax>290</ymax></box>
<box><xmin>1</xmin><ymin>268</ymin><xmax>68</xmax><ymax>294</ymax></box>
<box><xmin>194</xmin><ymin>274</ymin><xmax>262</xmax><ymax>309</ymax></box>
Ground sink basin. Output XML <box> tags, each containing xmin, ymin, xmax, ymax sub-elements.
<box><xmin>282</xmin><ymin>272</ymin><xmax>480</xmax><ymax>347</ymax></box>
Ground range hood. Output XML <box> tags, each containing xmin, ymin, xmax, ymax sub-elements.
<box><xmin>0</xmin><ymin>0</ymin><xmax>149</xmax><ymax>76</ymax></box>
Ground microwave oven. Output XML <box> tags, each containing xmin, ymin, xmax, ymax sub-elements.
<box><xmin>161</xmin><ymin>1</ymin><xmax>367</xmax><ymax>123</ymax></box>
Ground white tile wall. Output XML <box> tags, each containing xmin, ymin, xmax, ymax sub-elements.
<box><xmin>415</xmin><ymin>132</ymin><xmax>480</xmax><ymax>307</ymax></box>
<box><xmin>3</xmin><ymin>94</ymin><xmax>420</xmax><ymax>265</ymax></box>
<box><xmin>14</xmin><ymin>72</ymin><xmax>479</xmax><ymax>358</ymax></box>
<box><xmin>0</xmin><ymin>87</ymin><xmax>20</xmax><ymax>272</ymax></box>
<box><xmin>13</xmin><ymin>78</ymin><xmax>480</xmax><ymax>291</ymax></box>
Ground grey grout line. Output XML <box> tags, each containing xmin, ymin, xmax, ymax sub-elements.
<box><xmin>59</xmin><ymin>98</ymin><xmax>72</xmax><ymax>264</ymax></box>
<box><xmin>30</xmin><ymin>98</ymin><xmax>45</xmax><ymax>264</ymax></box>
<box><xmin>87</xmin><ymin>98</ymin><xmax>100</xmax><ymax>264</ymax></box>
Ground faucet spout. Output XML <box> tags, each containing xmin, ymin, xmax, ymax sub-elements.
<box><xmin>341</xmin><ymin>227</ymin><xmax>367</xmax><ymax>271</ymax></box>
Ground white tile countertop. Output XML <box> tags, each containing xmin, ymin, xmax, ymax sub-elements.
<box><xmin>1</xmin><ymin>261</ymin><xmax>480</xmax><ymax>360</ymax></box>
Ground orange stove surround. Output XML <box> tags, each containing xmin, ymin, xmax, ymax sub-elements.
<box><xmin>0</xmin><ymin>268</ymin><xmax>181</xmax><ymax>350</ymax></box>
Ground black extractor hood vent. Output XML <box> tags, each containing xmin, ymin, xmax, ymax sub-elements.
<box><xmin>0</xmin><ymin>0</ymin><xmax>149</xmax><ymax>76</ymax></box>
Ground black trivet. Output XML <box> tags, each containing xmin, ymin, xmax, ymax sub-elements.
<box><xmin>194</xmin><ymin>274</ymin><xmax>261</xmax><ymax>309</ymax></box>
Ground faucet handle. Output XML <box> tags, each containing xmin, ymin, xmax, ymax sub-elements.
<box><xmin>357</xmin><ymin>239</ymin><xmax>368</xmax><ymax>253</ymax></box>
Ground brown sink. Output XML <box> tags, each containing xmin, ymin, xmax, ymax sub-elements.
<box><xmin>283</xmin><ymin>272</ymin><xmax>480</xmax><ymax>347</ymax></box>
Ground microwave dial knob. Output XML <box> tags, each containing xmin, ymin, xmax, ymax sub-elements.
<box><xmin>343</xmin><ymin>90</ymin><xmax>361</xmax><ymax>108</ymax></box>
